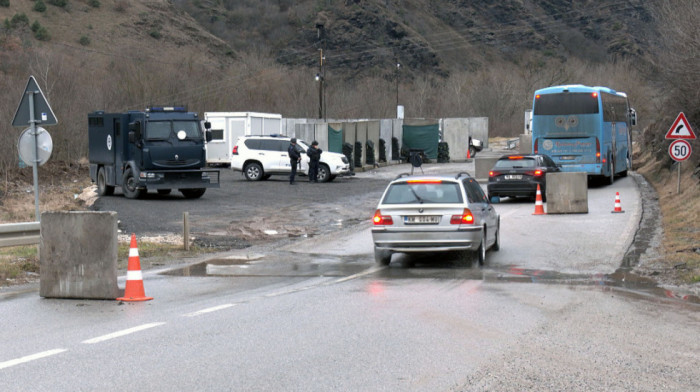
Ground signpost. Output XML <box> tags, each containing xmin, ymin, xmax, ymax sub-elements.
<box><xmin>11</xmin><ymin>76</ymin><xmax>58</xmax><ymax>222</ymax></box>
<box><xmin>665</xmin><ymin>112</ymin><xmax>696</xmax><ymax>194</ymax></box>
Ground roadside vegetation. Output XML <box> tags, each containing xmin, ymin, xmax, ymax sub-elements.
<box><xmin>0</xmin><ymin>0</ymin><xmax>697</xmax><ymax>287</ymax></box>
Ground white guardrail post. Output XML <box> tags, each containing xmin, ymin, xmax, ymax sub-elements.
<box><xmin>0</xmin><ymin>222</ymin><xmax>41</xmax><ymax>247</ymax></box>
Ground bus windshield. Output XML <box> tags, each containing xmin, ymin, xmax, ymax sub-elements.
<box><xmin>534</xmin><ymin>93</ymin><xmax>599</xmax><ymax>115</ymax></box>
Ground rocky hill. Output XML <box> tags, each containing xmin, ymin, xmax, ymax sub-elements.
<box><xmin>172</xmin><ymin>0</ymin><xmax>659</xmax><ymax>81</ymax></box>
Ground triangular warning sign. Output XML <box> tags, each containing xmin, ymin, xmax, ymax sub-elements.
<box><xmin>12</xmin><ymin>76</ymin><xmax>58</xmax><ymax>127</ymax></box>
<box><xmin>665</xmin><ymin>112</ymin><xmax>696</xmax><ymax>140</ymax></box>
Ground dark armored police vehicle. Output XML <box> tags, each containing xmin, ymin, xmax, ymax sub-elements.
<box><xmin>88</xmin><ymin>106</ymin><xmax>220</xmax><ymax>199</ymax></box>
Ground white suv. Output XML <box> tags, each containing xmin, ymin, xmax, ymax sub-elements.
<box><xmin>231</xmin><ymin>135</ymin><xmax>350</xmax><ymax>182</ymax></box>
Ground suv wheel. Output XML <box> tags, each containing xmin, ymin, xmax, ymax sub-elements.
<box><xmin>317</xmin><ymin>164</ymin><xmax>331</xmax><ymax>182</ymax></box>
<box><xmin>244</xmin><ymin>162</ymin><xmax>264</xmax><ymax>181</ymax></box>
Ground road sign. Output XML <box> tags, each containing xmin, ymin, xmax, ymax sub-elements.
<box><xmin>665</xmin><ymin>112</ymin><xmax>696</xmax><ymax>140</ymax></box>
<box><xmin>18</xmin><ymin>127</ymin><xmax>53</xmax><ymax>166</ymax></box>
<box><xmin>668</xmin><ymin>139</ymin><xmax>692</xmax><ymax>162</ymax></box>
<box><xmin>11</xmin><ymin>76</ymin><xmax>58</xmax><ymax>127</ymax></box>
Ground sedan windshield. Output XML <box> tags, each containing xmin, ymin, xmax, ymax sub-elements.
<box><xmin>382</xmin><ymin>182</ymin><xmax>463</xmax><ymax>204</ymax></box>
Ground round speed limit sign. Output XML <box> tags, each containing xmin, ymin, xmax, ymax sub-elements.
<box><xmin>669</xmin><ymin>139</ymin><xmax>692</xmax><ymax>162</ymax></box>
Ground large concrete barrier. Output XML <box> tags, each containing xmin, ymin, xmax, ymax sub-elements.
<box><xmin>40</xmin><ymin>211</ymin><xmax>120</xmax><ymax>299</ymax></box>
<box><xmin>546</xmin><ymin>172</ymin><xmax>588</xmax><ymax>214</ymax></box>
<box><xmin>474</xmin><ymin>157</ymin><xmax>499</xmax><ymax>180</ymax></box>
<box><xmin>519</xmin><ymin>134</ymin><xmax>532</xmax><ymax>154</ymax></box>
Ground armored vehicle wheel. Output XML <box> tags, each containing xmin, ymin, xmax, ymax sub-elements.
<box><xmin>97</xmin><ymin>167</ymin><xmax>114</xmax><ymax>196</ymax></box>
<box><xmin>180</xmin><ymin>188</ymin><xmax>206</xmax><ymax>199</ymax></box>
<box><xmin>122</xmin><ymin>168</ymin><xmax>142</xmax><ymax>199</ymax></box>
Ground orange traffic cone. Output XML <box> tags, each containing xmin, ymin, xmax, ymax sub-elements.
<box><xmin>533</xmin><ymin>184</ymin><xmax>546</xmax><ymax>215</ymax></box>
<box><xmin>467</xmin><ymin>148</ymin><xmax>471</xmax><ymax>160</ymax></box>
<box><xmin>116</xmin><ymin>233</ymin><xmax>153</xmax><ymax>302</ymax></box>
<box><xmin>611</xmin><ymin>192</ymin><xmax>625</xmax><ymax>213</ymax></box>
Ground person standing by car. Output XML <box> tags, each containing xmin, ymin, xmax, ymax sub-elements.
<box><xmin>288</xmin><ymin>138</ymin><xmax>301</xmax><ymax>184</ymax></box>
<box><xmin>306</xmin><ymin>141</ymin><xmax>322</xmax><ymax>183</ymax></box>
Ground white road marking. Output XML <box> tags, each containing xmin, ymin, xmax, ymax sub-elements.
<box><xmin>0</xmin><ymin>349</ymin><xmax>67</xmax><ymax>370</ymax></box>
<box><xmin>81</xmin><ymin>322</ymin><xmax>166</xmax><ymax>344</ymax></box>
<box><xmin>183</xmin><ymin>304</ymin><xmax>235</xmax><ymax>317</ymax></box>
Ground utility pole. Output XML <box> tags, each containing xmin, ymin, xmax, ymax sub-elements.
<box><xmin>316</xmin><ymin>24</ymin><xmax>325</xmax><ymax>120</ymax></box>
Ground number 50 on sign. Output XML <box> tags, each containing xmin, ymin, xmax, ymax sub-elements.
<box><xmin>669</xmin><ymin>139</ymin><xmax>692</xmax><ymax>162</ymax></box>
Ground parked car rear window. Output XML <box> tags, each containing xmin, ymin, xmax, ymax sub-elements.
<box><xmin>382</xmin><ymin>182</ymin><xmax>463</xmax><ymax>204</ymax></box>
<box><xmin>494</xmin><ymin>158</ymin><xmax>537</xmax><ymax>169</ymax></box>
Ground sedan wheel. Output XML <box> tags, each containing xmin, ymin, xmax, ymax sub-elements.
<box><xmin>374</xmin><ymin>247</ymin><xmax>392</xmax><ymax>266</ymax></box>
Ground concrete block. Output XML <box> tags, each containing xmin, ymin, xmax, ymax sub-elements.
<box><xmin>519</xmin><ymin>134</ymin><xmax>533</xmax><ymax>154</ymax></box>
<box><xmin>474</xmin><ymin>157</ymin><xmax>500</xmax><ymax>180</ymax></box>
<box><xmin>546</xmin><ymin>172</ymin><xmax>588</xmax><ymax>214</ymax></box>
<box><xmin>40</xmin><ymin>211</ymin><xmax>120</xmax><ymax>299</ymax></box>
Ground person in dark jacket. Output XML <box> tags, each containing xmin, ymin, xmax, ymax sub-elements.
<box><xmin>306</xmin><ymin>141</ymin><xmax>322</xmax><ymax>183</ymax></box>
<box><xmin>288</xmin><ymin>138</ymin><xmax>301</xmax><ymax>184</ymax></box>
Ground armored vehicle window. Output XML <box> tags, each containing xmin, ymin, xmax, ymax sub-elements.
<box><xmin>174</xmin><ymin>120</ymin><xmax>202</xmax><ymax>139</ymax></box>
<box><xmin>147</xmin><ymin>121</ymin><xmax>172</xmax><ymax>140</ymax></box>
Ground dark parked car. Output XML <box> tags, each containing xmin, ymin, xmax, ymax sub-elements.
<box><xmin>487</xmin><ymin>154</ymin><xmax>560</xmax><ymax>201</ymax></box>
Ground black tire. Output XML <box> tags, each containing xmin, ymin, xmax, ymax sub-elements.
<box><xmin>157</xmin><ymin>189</ymin><xmax>172</xmax><ymax>195</ymax></box>
<box><xmin>317</xmin><ymin>164</ymin><xmax>331</xmax><ymax>183</ymax></box>
<box><xmin>469</xmin><ymin>146</ymin><xmax>476</xmax><ymax>158</ymax></box>
<box><xmin>180</xmin><ymin>188</ymin><xmax>206</xmax><ymax>199</ymax></box>
<box><xmin>492</xmin><ymin>219</ymin><xmax>500</xmax><ymax>251</ymax></box>
<box><xmin>374</xmin><ymin>247</ymin><xmax>392</xmax><ymax>266</ymax></box>
<box><xmin>97</xmin><ymin>167</ymin><xmax>114</xmax><ymax>196</ymax></box>
<box><xmin>244</xmin><ymin>162</ymin><xmax>264</xmax><ymax>181</ymax></box>
<box><xmin>620</xmin><ymin>156</ymin><xmax>630</xmax><ymax>177</ymax></box>
<box><xmin>121</xmin><ymin>168</ymin><xmax>142</xmax><ymax>199</ymax></box>
<box><xmin>472</xmin><ymin>234</ymin><xmax>486</xmax><ymax>266</ymax></box>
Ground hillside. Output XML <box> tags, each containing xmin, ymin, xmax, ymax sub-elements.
<box><xmin>173</xmin><ymin>0</ymin><xmax>659</xmax><ymax>81</ymax></box>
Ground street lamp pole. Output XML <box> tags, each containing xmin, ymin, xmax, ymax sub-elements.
<box><xmin>316</xmin><ymin>24</ymin><xmax>325</xmax><ymax>120</ymax></box>
<box><xmin>395</xmin><ymin>62</ymin><xmax>401</xmax><ymax>116</ymax></box>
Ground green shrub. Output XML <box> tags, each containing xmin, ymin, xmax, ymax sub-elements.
<box><xmin>47</xmin><ymin>0</ymin><xmax>67</xmax><ymax>7</ymax></box>
<box><xmin>149</xmin><ymin>29</ymin><xmax>161</xmax><ymax>39</ymax></box>
<box><xmin>34</xmin><ymin>25</ymin><xmax>50</xmax><ymax>41</ymax></box>
<box><xmin>31</xmin><ymin>20</ymin><xmax>41</xmax><ymax>32</ymax></box>
<box><xmin>10</xmin><ymin>13</ymin><xmax>30</xmax><ymax>28</ymax></box>
<box><xmin>0</xmin><ymin>0</ymin><xmax>10</xmax><ymax>9</ymax></box>
<box><xmin>79</xmin><ymin>35</ymin><xmax>90</xmax><ymax>46</ymax></box>
<box><xmin>88</xmin><ymin>0</ymin><xmax>99</xmax><ymax>8</ymax></box>
<box><xmin>34</xmin><ymin>0</ymin><xmax>46</xmax><ymax>12</ymax></box>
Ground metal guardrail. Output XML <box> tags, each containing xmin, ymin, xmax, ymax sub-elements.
<box><xmin>506</xmin><ymin>138</ymin><xmax>519</xmax><ymax>149</ymax></box>
<box><xmin>0</xmin><ymin>222</ymin><xmax>40</xmax><ymax>248</ymax></box>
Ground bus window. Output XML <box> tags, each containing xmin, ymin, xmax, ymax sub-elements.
<box><xmin>534</xmin><ymin>93</ymin><xmax>599</xmax><ymax>115</ymax></box>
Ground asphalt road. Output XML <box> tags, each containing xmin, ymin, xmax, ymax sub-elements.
<box><xmin>2</xmin><ymin>155</ymin><xmax>698</xmax><ymax>390</ymax></box>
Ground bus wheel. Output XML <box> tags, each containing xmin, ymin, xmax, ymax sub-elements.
<box><xmin>620</xmin><ymin>156</ymin><xmax>630</xmax><ymax>177</ymax></box>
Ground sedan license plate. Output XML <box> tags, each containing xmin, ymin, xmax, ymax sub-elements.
<box><xmin>504</xmin><ymin>174</ymin><xmax>523</xmax><ymax>180</ymax></box>
<box><xmin>404</xmin><ymin>215</ymin><xmax>440</xmax><ymax>224</ymax></box>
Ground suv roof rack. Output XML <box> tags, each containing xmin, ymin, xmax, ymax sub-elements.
<box><xmin>455</xmin><ymin>172</ymin><xmax>473</xmax><ymax>179</ymax></box>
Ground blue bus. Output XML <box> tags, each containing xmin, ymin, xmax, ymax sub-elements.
<box><xmin>531</xmin><ymin>85</ymin><xmax>637</xmax><ymax>184</ymax></box>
